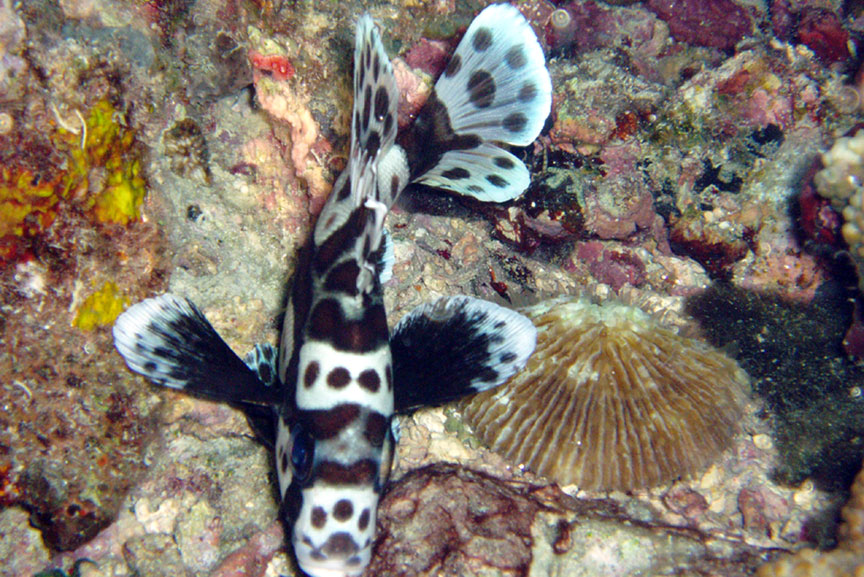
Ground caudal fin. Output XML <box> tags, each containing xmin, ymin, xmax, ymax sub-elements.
<box><xmin>407</xmin><ymin>3</ymin><xmax>552</xmax><ymax>202</ymax></box>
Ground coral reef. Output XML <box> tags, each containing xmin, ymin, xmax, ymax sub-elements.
<box><xmin>669</xmin><ymin>205</ymin><xmax>751</xmax><ymax>279</ymax></box>
<box><xmin>814</xmin><ymin>128</ymin><xmax>864</xmax><ymax>276</ymax></box>
<box><xmin>0</xmin><ymin>10</ymin><xmax>170</xmax><ymax>548</ymax></box>
<box><xmin>371</xmin><ymin>463</ymin><xmax>769</xmax><ymax>577</ymax></box>
<box><xmin>645</xmin><ymin>0</ymin><xmax>754</xmax><ymax>51</ymax></box>
<box><xmin>795</xmin><ymin>7</ymin><xmax>851</xmax><ymax>66</ymax></box>
<box><xmin>0</xmin><ymin>98</ymin><xmax>147</xmax><ymax>264</ymax></box>
<box><xmin>460</xmin><ymin>297</ymin><xmax>749</xmax><ymax>491</ymax></box>
<box><xmin>2</xmin><ymin>0</ymin><xmax>863</xmax><ymax>574</ymax></box>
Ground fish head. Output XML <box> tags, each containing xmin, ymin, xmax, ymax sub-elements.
<box><xmin>280</xmin><ymin>407</ymin><xmax>394</xmax><ymax>577</ymax></box>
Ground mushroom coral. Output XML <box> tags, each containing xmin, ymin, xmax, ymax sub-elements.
<box><xmin>460</xmin><ymin>297</ymin><xmax>749</xmax><ymax>491</ymax></box>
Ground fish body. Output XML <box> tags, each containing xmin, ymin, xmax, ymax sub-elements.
<box><xmin>113</xmin><ymin>5</ymin><xmax>550</xmax><ymax>577</ymax></box>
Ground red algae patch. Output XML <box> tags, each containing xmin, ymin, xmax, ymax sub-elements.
<box><xmin>461</xmin><ymin>297</ymin><xmax>749</xmax><ymax>492</ymax></box>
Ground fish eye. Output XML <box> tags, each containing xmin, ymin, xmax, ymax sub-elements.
<box><xmin>291</xmin><ymin>425</ymin><xmax>315</xmax><ymax>481</ymax></box>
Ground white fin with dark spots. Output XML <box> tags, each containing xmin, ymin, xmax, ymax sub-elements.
<box><xmin>374</xmin><ymin>227</ymin><xmax>395</xmax><ymax>285</ymax></box>
<box><xmin>314</xmin><ymin>14</ymin><xmax>403</xmax><ymax>248</ymax></box>
<box><xmin>416</xmin><ymin>143</ymin><xmax>529</xmax><ymax>203</ymax></box>
<box><xmin>113</xmin><ymin>294</ymin><xmax>280</xmax><ymax>407</ymax></box>
<box><xmin>412</xmin><ymin>3</ymin><xmax>551</xmax><ymax>202</ymax></box>
<box><xmin>312</xmin><ymin>13</ymin><xmax>404</xmax><ymax>297</ymax></box>
<box><xmin>390</xmin><ymin>295</ymin><xmax>537</xmax><ymax>413</ymax></box>
<box><xmin>353</xmin><ymin>14</ymin><xmax>400</xmax><ymax>163</ymax></box>
<box><xmin>435</xmin><ymin>4</ymin><xmax>551</xmax><ymax>145</ymax></box>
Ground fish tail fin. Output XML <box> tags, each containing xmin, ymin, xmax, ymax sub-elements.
<box><xmin>408</xmin><ymin>3</ymin><xmax>552</xmax><ymax>202</ymax></box>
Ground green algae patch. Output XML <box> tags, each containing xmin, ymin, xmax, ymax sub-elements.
<box><xmin>0</xmin><ymin>98</ymin><xmax>148</xmax><ymax>265</ymax></box>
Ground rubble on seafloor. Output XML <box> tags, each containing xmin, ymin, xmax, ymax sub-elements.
<box><xmin>2</xmin><ymin>0</ymin><xmax>864</xmax><ymax>575</ymax></box>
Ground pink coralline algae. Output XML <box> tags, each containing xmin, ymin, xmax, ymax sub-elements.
<box><xmin>404</xmin><ymin>38</ymin><xmax>453</xmax><ymax>77</ymax></box>
<box><xmin>545</xmin><ymin>1</ymin><xmax>617</xmax><ymax>53</ymax></box>
<box><xmin>545</xmin><ymin>0</ymin><xmax>667</xmax><ymax>63</ymax></box>
<box><xmin>576</xmin><ymin>241</ymin><xmax>646</xmax><ymax>292</ymax></box>
<box><xmin>770</xmin><ymin>0</ymin><xmax>795</xmax><ymax>41</ymax></box>
<box><xmin>248</xmin><ymin>50</ymin><xmax>295</xmax><ymax>81</ymax></box>
<box><xmin>646</xmin><ymin>0</ymin><xmax>753</xmax><ymax>51</ymax></box>
<box><xmin>393</xmin><ymin>59</ymin><xmax>432</xmax><ymax>128</ymax></box>
<box><xmin>799</xmin><ymin>158</ymin><xmax>842</xmax><ymax>248</ymax></box>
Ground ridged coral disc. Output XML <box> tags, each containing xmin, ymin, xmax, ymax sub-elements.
<box><xmin>460</xmin><ymin>298</ymin><xmax>749</xmax><ymax>492</ymax></box>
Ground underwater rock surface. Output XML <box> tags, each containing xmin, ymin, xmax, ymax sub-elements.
<box><xmin>2</xmin><ymin>0</ymin><xmax>864</xmax><ymax>575</ymax></box>
<box><xmin>372</xmin><ymin>463</ymin><xmax>768</xmax><ymax>577</ymax></box>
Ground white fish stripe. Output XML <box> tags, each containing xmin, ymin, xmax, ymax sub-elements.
<box><xmin>296</xmin><ymin>341</ymin><xmax>393</xmax><ymax>413</ymax></box>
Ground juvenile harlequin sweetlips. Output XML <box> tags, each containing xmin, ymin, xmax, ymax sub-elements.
<box><xmin>112</xmin><ymin>5</ymin><xmax>551</xmax><ymax>576</ymax></box>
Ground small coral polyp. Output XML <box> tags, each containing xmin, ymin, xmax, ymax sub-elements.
<box><xmin>461</xmin><ymin>298</ymin><xmax>749</xmax><ymax>492</ymax></box>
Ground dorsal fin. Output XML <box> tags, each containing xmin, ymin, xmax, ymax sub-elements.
<box><xmin>312</xmin><ymin>14</ymin><xmax>407</xmax><ymax>295</ymax></box>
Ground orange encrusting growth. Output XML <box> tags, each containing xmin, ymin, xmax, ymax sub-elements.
<box><xmin>461</xmin><ymin>298</ymin><xmax>749</xmax><ymax>492</ymax></box>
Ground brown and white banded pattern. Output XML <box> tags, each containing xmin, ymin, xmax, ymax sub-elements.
<box><xmin>113</xmin><ymin>6</ymin><xmax>551</xmax><ymax>577</ymax></box>
<box><xmin>275</xmin><ymin>13</ymin><xmax>401</xmax><ymax>577</ymax></box>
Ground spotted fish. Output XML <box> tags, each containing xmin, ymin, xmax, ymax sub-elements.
<box><xmin>112</xmin><ymin>5</ymin><xmax>550</xmax><ymax>577</ymax></box>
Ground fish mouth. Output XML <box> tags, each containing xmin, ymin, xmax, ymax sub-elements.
<box><xmin>295</xmin><ymin>531</ymin><xmax>372</xmax><ymax>577</ymax></box>
<box><xmin>296</xmin><ymin>549</ymin><xmax>371</xmax><ymax>577</ymax></box>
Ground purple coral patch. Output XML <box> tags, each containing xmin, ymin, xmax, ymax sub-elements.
<box><xmin>404</xmin><ymin>38</ymin><xmax>454</xmax><ymax>77</ymax></box>
<box><xmin>646</xmin><ymin>0</ymin><xmax>752</xmax><ymax>51</ymax></box>
<box><xmin>577</xmin><ymin>241</ymin><xmax>647</xmax><ymax>292</ymax></box>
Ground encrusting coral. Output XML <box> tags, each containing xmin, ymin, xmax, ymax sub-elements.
<box><xmin>460</xmin><ymin>297</ymin><xmax>749</xmax><ymax>492</ymax></box>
